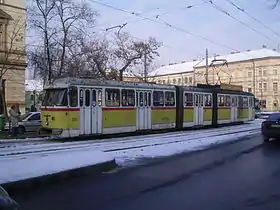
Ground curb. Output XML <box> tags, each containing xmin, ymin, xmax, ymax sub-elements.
<box><xmin>1</xmin><ymin>159</ymin><xmax>118</xmax><ymax>195</ymax></box>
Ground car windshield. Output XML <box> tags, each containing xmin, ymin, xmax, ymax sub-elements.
<box><xmin>42</xmin><ymin>88</ymin><xmax>67</xmax><ymax>106</ymax></box>
<box><xmin>268</xmin><ymin>113</ymin><xmax>280</xmax><ymax>121</ymax></box>
<box><xmin>20</xmin><ymin>112</ymin><xmax>32</xmax><ymax>121</ymax></box>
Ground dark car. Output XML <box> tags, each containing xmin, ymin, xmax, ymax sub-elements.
<box><xmin>261</xmin><ymin>113</ymin><xmax>280</xmax><ymax>142</ymax></box>
<box><xmin>0</xmin><ymin>186</ymin><xmax>19</xmax><ymax>209</ymax></box>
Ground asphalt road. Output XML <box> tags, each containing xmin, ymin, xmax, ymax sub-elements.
<box><xmin>11</xmin><ymin>135</ymin><xmax>280</xmax><ymax>210</ymax></box>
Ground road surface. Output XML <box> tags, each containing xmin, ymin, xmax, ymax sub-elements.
<box><xmin>12</xmin><ymin>135</ymin><xmax>280</xmax><ymax>210</ymax></box>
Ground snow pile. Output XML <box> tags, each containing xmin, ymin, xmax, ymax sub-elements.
<box><xmin>0</xmin><ymin>150</ymin><xmax>114</xmax><ymax>184</ymax></box>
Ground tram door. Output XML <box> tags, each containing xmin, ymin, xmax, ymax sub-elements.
<box><xmin>194</xmin><ymin>93</ymin><xmax>204</xmax><ymax>125</ymax></box>
<box><xmin>248</xmin><ymin>97</ymin><xmax>254</xmax><ymax>120</ymax></box>
<box><xmin>231</xmin><ymin>96</ymin><xmax>238</xmax><ymax>122</ymax></box>
<box><xmin>136</xmin><ymin>90</ymin><xmax>152</xmax><ymax>130</ymax></box>
<box><xmin>80</xmin><ymin>88</ymin><xmax>102</xmax><ymax>135</ymax></box>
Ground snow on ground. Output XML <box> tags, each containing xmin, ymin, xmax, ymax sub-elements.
<box><xmin>0</xmin><ymin>120</ymin><xmax>263</xmax><ymax>184</ymax></box>
<box><xmin>0</xmin><ymin>120</ymin><xmax>262</xmax><ymax>157</ymax></box>
<box><xmin>0</xmin><ymin>150</ymin><xmax>113</xmax><ymax>185</ymax></box>
<box><xmin>114</xmin><ymin>129</ymin><xmax>260</xmax><ymax>167</ymax></box>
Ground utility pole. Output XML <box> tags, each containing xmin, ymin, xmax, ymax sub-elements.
<box><xmin>144</xmin><ymin>44</ymin><xmax>147</xmax><ymax>82</ymax></box>
<box><xmin>252</xmin><ymin>60</ymin><xmax>256</xmax><ymax>95</ymax></box>
<box><xmin>205</xmin><ymin>48</ymin><xmax>209</xmax><ymax>85</ymax></box>
<box><xmin>44</xmin><ymin>0</ymin><xmax>49</xmax><ymax>82</ymax></box>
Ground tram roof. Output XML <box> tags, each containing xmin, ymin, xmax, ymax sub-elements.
<box><xmin>44</xmin><ymin>77</ymin><xmax>176</xmax><ymax>90</ymax></box>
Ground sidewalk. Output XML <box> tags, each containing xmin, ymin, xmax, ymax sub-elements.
<box><xmin>1</xmin><ymin>149</ymin><xmax>117</xmax><ymax>194</ymax></box>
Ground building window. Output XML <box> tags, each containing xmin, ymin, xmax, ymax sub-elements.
<box><xmin>189</xmin><ymin>77</ymin><xmax>193</xmax><ymax>84</ymax></box>
<box><xmin>0</xmin><ymin>24</ymin><xmax>3</xmax><ymax>48</ymax></box>
<box><xmin>248</xmin><ymin>72</ymin><xmax>252</xmax><ymax>77</ymax></box>
<box><xmin>263</xmin><ymin>69</ymin><xmax>267</xmax><ymax>76</ymax></box>
<box><xmin>273</xmin><ymin>82</ymin><xmax>278</xmax><ymax>91</ymax></box>
<box><xmin>248</xmin><ymin>88</ymin><xmax>252</xmax><ymax>93</ymax></box>
<box><xmin>162</xmin><ymin>80</ymin><xmax>166</xmax><ymax>84</ymax></box>
<box><xmin>259</xmin><ymin>83</ymin><xmax>262</xmax><ymax>90</ymax></box>
<box><xmin>173</xmin><ymin>79</ymin><xmax>176</xmax><ymax>84</ymax></box>
<box><xmin>263</xmin><ymin>83</ymin><xmax>267</xmax><ymax>91</ymax></box>
<box><xmin>273</xmin><ymin>68</ymin><xmax>278</xmax><ymax>75</ymax></box>
<box><xmin>178</xmin><ymin>78</ymin><xmax>181</xmax><ymax>85</ymax></box>
<box><xmin>259</xmin><ymin>69</ymin><xmax>262</xmax><ymax>76</ymax></box>
<box><xmin>184</xmin><ymin>77</ymin><xmax>188</xmax><ymax>84</ymax></box>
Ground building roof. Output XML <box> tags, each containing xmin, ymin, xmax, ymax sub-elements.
<box><xmin>25</xmin><ymin>80</ymin><xmax>44</xmax><ymax>91</ymax></box>
<box><xmin>151</xmin><ymin>60</ymin><xmax>199</xmax><ymax>76</ymax></box>
<box><xmin>196</xmin><ymin>48</ymin><xmax>280</xmax><ymax>68</ymax></box>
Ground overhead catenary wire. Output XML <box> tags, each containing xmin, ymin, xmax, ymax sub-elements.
<box><xmin>203</xmin><ymin>0</ymin><xmax>279</xmax><ymax>44</ymax></box>
<box><xmin>222</xmin><ymin>0</ymin><xmax>280</xmax><ymax>38</ymax></box>
<box><xmin>89</xmin><ymin>0</ymin><xmax>241</xmax><ymax>52</ymax></box>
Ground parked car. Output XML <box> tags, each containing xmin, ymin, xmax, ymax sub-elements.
<box><xmin>6</xmin><ymin>111</ymin><xmax>41</xmax><ymax>134</ymax></box>
<box><xmin>261</xmin><ymin>112</ymin><xmax>280</xmax><ymax>142</ymax></box>
<box><xmin>0</xmin><ymin>186</ymin><xmax>19</xmax><ymax>210</ymax></box>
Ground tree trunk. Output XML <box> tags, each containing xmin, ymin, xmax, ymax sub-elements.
<box><xmin>119</xmin><ymin>70</ymin><xmax>124</xmax><ymax>81</ymax></box>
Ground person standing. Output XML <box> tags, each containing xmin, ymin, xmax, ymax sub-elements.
<box><xmin>8</xmin><ymin>105</ymin><xmax>20</xmax><ymax>137</ymax></box>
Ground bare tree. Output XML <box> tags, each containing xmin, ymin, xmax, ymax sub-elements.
<box><xmin>54</xmin><ymin>0</ymin><xmax>97</xmax><ymax>75</ymax></box>
<box><xmin>111</xmin><ymin>32</ymin><xmax>162</xmax><ymax>81</ymax></box>
<box><xmin>28</xmin><ymin>0</ymin><xmax>56</xmax><ymax>81</ymax></box>
<box><xmin>28</xmin><ymin>0</ymin><xmax>97</xmax><ymax>81</ymax></box>
<box><xmin>274</xmin><ymin>0</ymin><xmax>280</xmax><ymax>7</ymax></box>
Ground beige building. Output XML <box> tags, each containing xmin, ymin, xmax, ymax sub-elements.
<box><xmin>149</xmin><ymin>60</ymin><xmax>197</xmax><ymax>86</ymax></box>
<box><xmin>152</xmin><ymin>48</ymin><xmax>280</xmax><ymax>111</ymax></box>
<box><xmin>0</xmin><ymin>0</ymin><xmax>26</xmax><ymax>114</ymax></box>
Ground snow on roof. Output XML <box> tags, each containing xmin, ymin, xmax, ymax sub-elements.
<box><xmin>196</xmin><ymin>48</ymin><xmax>280</xmax><ymax>68</ymax></box>
<box><xmin>25</xmin><ymin>80</ymin><xmax>44</xmax><ymax>91</ymax></box>
<box><xmin>151</xmin><ymin>60</ymin><xmax>199</xmax><ymax>76</ymax></box>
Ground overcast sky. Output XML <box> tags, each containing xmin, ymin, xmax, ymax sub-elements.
<box><xmin>90</xmin><ymin>0</ymin><xmax>280</xmax><ymax>65</ymax></box>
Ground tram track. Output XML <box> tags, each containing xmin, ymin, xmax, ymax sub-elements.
<box><xmin>0</xmin><ymin>123</ymin><xmax>260</xmax><ymax>159</ymax></box>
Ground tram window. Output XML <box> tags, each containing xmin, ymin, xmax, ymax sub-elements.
<box><xmin>153</xmin><ymin>91</ymin><xmax>164</xmax><ymax>106</ymax></box>
<box><xmin>148</xmin><ymin>92</ymin><xmax>151</xmax><ymax>106</ymax></box>
<box><xmin>122</xmin><ymin>89</ymin><xmax>135</xmax><ymax>107</ymax></box>
<box><xmin>144</xmin><ymin>92</ymin><xmax>148</xmax><ymax>106</ymax></box>
<box><xmin>85</xmin><ymin>90</ymin><xmax>90</xmax><ymax>107</ymax></box>
<box><xmin>43</xmin><ymin>89</ymin><xmax>67</xmax><ymax>106</ymax></box>
<box><xmin>80</xmin><ymin>89</ymin><xmax>84</xmax><ymax>107</ymax></box>
<box><xmin>97</xmin><ymin>90</ymin><xmax>102</xmax><ymax>106</ymax></box>
<box><xmin>238</xmin><ymin>96</ymin><xmax>243</xmax><ymax>107</ymax></box>
<box><xmin>69</xmin><ymin>87</ymin><xmax>78</xmax><ymax>107</ymax></box>
<box><xmin>204</xmin><ymin>94</ymin><xmax>212</xmax><ymax>107</ymax></box>
<box><xmin>185</xmin><ymin>93</ymin><xmax>193</xmax><ymax>107</ymax></box>
<box><xmin>243</xmin><ymin>97</ymin><xmax>248</xmax><ymax>107</ymax></box>
<box><xmin>139</xmin><ymin>92</ymin><xmax>144</xmax><ymax>106</ymax></box>
<box><xmin>231</xmin><ymin>96</ymin><xmax>236</xmax><ymax>106</ymax></box>
<box><xmin>136</xmin><ymin>92</ymin><xmax>139</xmax><ymax>106</ymax></box>
<box><xmin>165</xmin><ymin>91</ymin><xmax>175</xmax><ymax>106</ymax></box>
<box><xmin>225</xmin><ymin>95</ymin><xmax>231</xmax><ymax>107</ymax></box>
<box><xmin>92</xmin><ymin>90</ymin><xmax>96</xmax><ymax>106</ymax></box>
<box><xmin>105</xmin><ymin>89</ymin><xmax>120</xmax><ymax>107</ymax></box>
<box><xmin>218</xmin><ymin>95</ymin><xmax>225</xmax><ymax>107</ymax></box>
<box><xmin>249</xmin><ymin>97</ymin><xmax>253</xmax><ymax>107</ymax></box>
<box><xmin>195</xmin><ymin>94</ymin><xmax>199</xmax><ymax>106</ymax></box>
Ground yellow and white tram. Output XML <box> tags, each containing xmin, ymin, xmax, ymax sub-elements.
<box><xmin>40</xmin><ymin>77</ymin><xmax>255</xmax><ymax>137</ymax></box>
